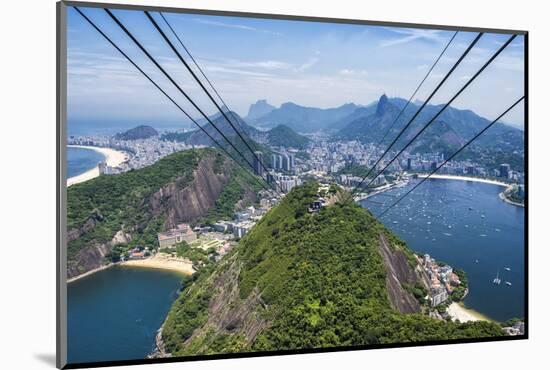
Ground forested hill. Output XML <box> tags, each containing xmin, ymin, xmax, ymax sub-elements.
<box><xmin>265</xmin><ymin>124</ymin><xmax>311</xmax><ymax>149</ymax></box>
<box><xmin>66</xmin><ymin>148</ymin><xmax>261</xmax><ymax>278</ymax></box>
<box><xmin>333</xmin><ymin>95</ymin><xmax>524</xmax><ymax>170</ymax></box>
<box><xmin>161</xmin><ymin>183</ymin><xmax>503</xmax><ymax>356</ymax></box>
<box><xmin>114</xmin><ymin>125</ymin><xmax>158</xmax><ymax>140</ymax></box>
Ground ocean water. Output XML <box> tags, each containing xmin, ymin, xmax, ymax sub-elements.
<box><xmin>361</xmin><ymin>178</ymin><xmax>525</xmax><ymax>322</ymax></box>
<box><xmin>67</xmin><ymin>266</ymin><xmax>184</xmax><ymax>365</ymax></box>
<box><xmin>67</xmin><ymin>146</ymin><xmax>105</xmax><ymax>178</ymax></box>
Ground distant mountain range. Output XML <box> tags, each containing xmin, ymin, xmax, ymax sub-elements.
<box><xmin>333</xmin><ymin>94</ymin><xmax>524</xmax><ymax>156</ymax></box>
<box><xmin>243</xmin><ymin>97</ymin><xmax>523</xmax><ymax>137</ymax></box>
<box><xmin>246</xmin><ymin>100</ymin><xmax>360</xmax><ymax>132</ymax></box>
<box><xmin>113</xmin><ymin>125</ymin><xmax>158</xmax><ymax>140</ymax></box>
<box><xmin>246</xmin><ymin>99</ymin><xmax>276</xmax><ymax>121</ymax></box>
<box><xmin>184</xmin><ymin>112</ymin><xmax>260</xmax><ymax>147</ymax></box>
<box><xmin>162</xmin><ymin>112</ymin><xmax>309</xmax><ymax>150</ymax></box>
<box><xmin>160</xmin><ymin>96</ymin><xmax>523</xmax><ymax>169</ymax></box>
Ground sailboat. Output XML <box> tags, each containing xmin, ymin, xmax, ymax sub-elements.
<box><xmin>493</xmin><ymin>270</ymin><xmax>501</xmax><ymax>285</ymax></box>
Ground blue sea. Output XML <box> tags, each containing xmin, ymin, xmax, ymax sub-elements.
<box><xmin>361</xmin><ymin>178</ymin><xmax>525</xmax><ymax>322</ymax></box>
<box><xmin>67</xmin><ymin>146</ymin><xmax>105</xmax><ymax>178</ymax></box>
<box><xmin>66</xmin><ymin>178</ymin><xmax>525</xmax><ymax>364</ymax></box>
<box><xmin>67</xmin><ymin>267</ymin><xmax>184</xmax><ymax>364</ymax></box>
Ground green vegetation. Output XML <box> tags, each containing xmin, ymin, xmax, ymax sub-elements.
<box><xmin>161</xmin><ymin>183</ymin><xmax>504</xmax><ymax>356</ymax></box>
<box><xmin>160</xmin><ymin>241</ymin><xmax>216</xmax><ymax>269</ymax></box>
<box><xmin>67</xmin><ymin>148</ymin><xmax>258</xmax><ymax>270</ymax></box>
<box><xmin>404</xmin><ymin>283</ymin><xmax>428</xmax><ymax>305</ymax></box>
<box><xmin>160</xmin><ymin>131</ymin><xmax>194</xmax><ymax>143</ymax></box>
<box><xmin>200</xmin><ymin>166</ymin><xmax>263</xmax><ymax>224</ymax></box>
<box><xmin>501</xmin><ymin>317</ymin><xmax>524</xmax><ymax>327</ymax></box>
<box><xmin>328</xmin><ymin>183</ymin><xmax>339</xmax><ymax>195</ymax></box>
<box><xmin>451</xmin><ymin>269</ymin><xmax>468</xmax><ymax>302</ymax></box>
<box><xmin>266</xmin><ymin>124</ymin><xmax>311</xmax><ymax>149</ymax></box>
<box><xmin>294</xmin><ymin>150</ymin><xmax>311</xmax><ymax>161</ymax></box>
<box><xmin>336</xmin><ymin>163</ymin><xmax>371</xmax><ymax>178</ymax></box>
<box><xmin>67</xmin><ymin>149</ymin><xmax>205</xmax><ymax>266</ymax></box>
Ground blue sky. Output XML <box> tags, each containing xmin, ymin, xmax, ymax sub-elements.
<box><xmin>67</xmin><ymin>6</ymin><xmax>525</xmax><ymax>131</ymax></box>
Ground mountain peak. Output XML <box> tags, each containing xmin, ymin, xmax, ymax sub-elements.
<box><xmin>376</xmin><ymin>94</ymin><xmax>389</xmax><ymax>116</ymax></box>
<box><xmin>114</xmin><ymin>125</ymin><xmax>158</xmax><ymax>140</ymax></box>
<box><xmin>247</xmin><ymin>99</ymin><xmax>276</xmax><ymax>120</ymax></box>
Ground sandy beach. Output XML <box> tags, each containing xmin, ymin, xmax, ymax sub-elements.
<box><xmin>447</xmin><ymin>302</ymin><xmax>490</xmax><ymax>323</ymax></box>
<box><xmin>417</xmin><ymin>173</ymin><xmax>509</xmax><ymax>187</ymax></box>
<box><xmin>121</xmin><ymin>253</ymin><xmax>194</xmax><ymax>275</ymax></box>
<box><xmin>67</xmin><ymin>263</ymin><xmax>117</xmax><ymax>284</ymax></box>
<box><xmin>419</xmin><ymin>174</ymin><xmax>525</xmax><ymax>207</ymax></box>
<box><xmin>67</xmin><ymin>145</ymin><xmax>129</xmax><ymax>187</ymax></box>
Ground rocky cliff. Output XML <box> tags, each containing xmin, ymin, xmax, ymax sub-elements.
<box><xmin>378</xmin><ymin>234</ymin><xmax>428</xmax><ymax>314</ymax></box>
<box><xmin>66</xmin><ymin>149</ymin><xmax>256</xmax><ymax>279</ymax></box>
<box><xmin>149</xmin><ymin>156</ymin><xmax>232</xmax><ymax>230</ymax></box>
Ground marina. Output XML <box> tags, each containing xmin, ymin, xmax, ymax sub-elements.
<box><xmin>361</xmin><ymin>177</ymin><xmax>525</xmax><ymax>322</ymax></box>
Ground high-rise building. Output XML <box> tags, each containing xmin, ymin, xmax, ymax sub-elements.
<box><xmin>253</xmin><ymin>151</ymin><xmax>264</xmax><ymax>176</ymax></box>
<box><xmin>282</xmin><ymin>154</ymin><xmax>290</xmax><ymax>172</ymax></box>
<box><xmin>499</xmin><ymin>163</ymin><xmax>511</xmax><ymax>178</ymax></box>
<box><xmin>271</xmin><ymin>154</ymin><xmax>278</xmax><ymax>169</ymax></box>
<box><xmin>288</xmin><ymin>153</ymin><xmax>295</xmax><ymax>172</ymax></box>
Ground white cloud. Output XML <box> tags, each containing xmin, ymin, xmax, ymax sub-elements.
<box><xmin>338</xmin><ymin>69</ymin><xmax>368</xmax><ymax>76</ymax></box>
<box><xmin>218</xmin><ymin>59</ymin><xmax>292</xmax><ymax>70</ymax></box>
<box><xmin>494</xmin><ymin>55</ymin><xmax>524</xmax><ymax>72</ymax></box>
<box><xmin>380</xmin><ymin>28</ymin><xmax>446</xmax><ymax>47</ymax></box>
<box><xmin>193</xmin><ymin>18</ymin><xmax>282</xmax><ymax>36</ymax></box>
<box><xmin>202</xmin><ymin>65</ymin><xmax>273</xmax><ymax>77</ymax></box>
<box><xmin>295</xmin><ymin>57</ymin><xmax>319</xmax><ymax>72</ymax></box>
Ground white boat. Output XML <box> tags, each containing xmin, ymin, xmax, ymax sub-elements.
<box><xmin>493</xmin><ymin>270</ymin><xmax>501</xmax><ymax>285</ymax></box>
<box><xmin>504</xmin><ymin>267</ymin><xmax>511</xmax><ymax>271</ymax></box>
<box><xmin>505</xmin><ymin>281</ymin><xmax>512</xmax><ymax>286</ymax></box>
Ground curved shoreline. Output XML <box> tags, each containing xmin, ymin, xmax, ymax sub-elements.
<box><xmin>416</xmin><ymin>174</ymin><xmax>524</xmax><ymax>208</ymax></box>
<box><xmin>121</xmin><ymin>254</ymin><xmax>194</xmax><ymax>276</ymax></box>
<box><xmin>499</xmin><ymin>189</ymin><xmax>525</xmax><ymax>208</ymax></box>
<box><xmin>447</xmin><ymin>302</ymin><xmax>493</xmax><ymax>323</ymax></box>
<box><xmin>67</xmin><ymin>145</ymin><xmax>129</xmax><ymax>187</ymax></box>
<box><xmin>67</xmin><ymin>254</ymin><xmax>194</xmax><ymax>283</ymax></box>
<box><xmin>67</xmin><ymin>263</ymin><xmax>117</xmax><ymax>284</ymax></box>
<box><xmin>416</xmin><ymin>173</ymin><xmax>509</xmax><ymax>187</ymax></box>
